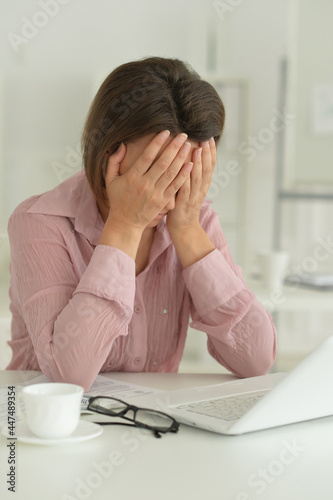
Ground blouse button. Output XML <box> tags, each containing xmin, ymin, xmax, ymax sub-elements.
<box><xmin>134</xmin><ymin>357</ymin><xmax>141</xmax><ymax>365</ymax></box>
<box><xmin>134</xmin><ymin>305</ymin><xmax>142</xmax><ymax>313</ymax></box>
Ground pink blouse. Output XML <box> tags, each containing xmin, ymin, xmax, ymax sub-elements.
<box><xmin>7</xmin><ymin>171</ymin><xmax>276</xmax><ymax>391</ymax></box>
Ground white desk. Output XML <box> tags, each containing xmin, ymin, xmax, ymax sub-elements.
<box><xmin>1</xmin><ymin>371</ymin><xmax>333</xmax><ymax>500</ymax></box>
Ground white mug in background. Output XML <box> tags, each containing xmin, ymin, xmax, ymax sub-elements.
<box><xmin>257</xmin><ymin>250</ymin><xmax>289</xmax><ymax>289</ymax></box>
<box><xmin>22</xmin><ymin>383</ymin><xmax>84</xmax><ymax>439</ymax></box>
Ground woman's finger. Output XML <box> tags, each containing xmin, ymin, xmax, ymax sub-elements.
<box><xmin>132</xmin><ymin>131</ymin><xmax>187</xmax><ymax>178</ymax></box>
<box><xmin>189</xmin><ymin>146</ymin><xmax>203</xmax><ymax>197</ymax></box>
<box><xmin>209</xmin><ymin>137</ymin><xmax>217</xmax><ymax>167</ymax></box>
<box><xmin>172</xmin><ymin>167</ymin><xmax>192</xmax><ymax>204</ymax></box>
<box><xmin>163</xmin><ymin>162</ymin><xmax>193</xmax><ymax>200</ymax></box>
<box><xmin>127</xmin><ymin>130</ymin><xmax>170</xmax><ymax>177</ymax></box>
<box><xmin>148</xmin><ymin>134</ymin><xmax>190</xmax><ymax>185</ymax></box>
<box><xmin>201</xmin><ymin>141</ymin><xmax>212</xmax><ymax>189</ymax></box>
<box><xmin>154</xmin><ymin>139</ymin><xmax>192</xmax><ymax>190</ymax></box>
<box><xmin>105</xmin><ymin>143</ymin><xmax>127</xmax><ymax>183</ymax></box>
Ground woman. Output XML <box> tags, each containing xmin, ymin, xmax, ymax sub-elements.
<box><xmin>7</xmin><ymin>57</ymin><xmax>276</xmax><ymax>391</ymax></box>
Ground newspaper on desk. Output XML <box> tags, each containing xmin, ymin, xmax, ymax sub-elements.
<box><xmin>0</xmin><ymin>374</ymin><xmax>163</xmax><ymax>426</ymax></box>
<box><xmin>80</xmin><ymin>375</ymin><xmax>163</xmax><ymax>412</ymax></box>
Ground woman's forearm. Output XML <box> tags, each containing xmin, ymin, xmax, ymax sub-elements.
<box><xmin>168</xmin><ymin>222</ymin><xmax>215</xmax><ymax>269</ymax></box>
<box><xmin>98</xmin><ymin>217</ymin><xmax>143</xmax><ymax>261</ymax></box>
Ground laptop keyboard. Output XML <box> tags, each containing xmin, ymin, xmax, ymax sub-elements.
<box><xmin>175</xmin><ymin>392</ymin><xmax>267</xmax><ymax>421</ymax></box>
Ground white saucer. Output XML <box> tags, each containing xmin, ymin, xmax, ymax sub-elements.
<box><xmin>1</xmin><ymin>420</ymin><xmax>103</xmax><ymax>445</ymax></box>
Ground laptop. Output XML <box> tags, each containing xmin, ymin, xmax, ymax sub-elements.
<box><xmin>154</xmin><ymin>336</ymin><xmax>333</xmax><ymax>435</ymax></box>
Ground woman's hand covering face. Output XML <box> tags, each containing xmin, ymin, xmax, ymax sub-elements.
<box><xmin>103</xmin><ymin>131</ymin><xmax>194</xmax><ymax>230</ymax></box>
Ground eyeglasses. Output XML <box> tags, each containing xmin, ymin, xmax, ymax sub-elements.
<box><xmin>87</xmin><ymin>396</ymin><xmax>180</xmax><ymax>438</ymax></box>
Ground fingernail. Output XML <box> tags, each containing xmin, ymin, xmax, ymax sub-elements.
<box><xmin>178</xmin><ymin>133</ymin><xmax>188</xmax><ymax>144</ymax></box>
<box><xmin>182</xmin><ymin>141</ymin><xmax>191</xmax><ymax>152</ymax></box>
<box><xmin>197</xmin><ymin>147</ymin><xmax>202</xmax><ymax>157</ymax></box>
<box><xmin>184</xmin><ymin>162</ymin><xmax>193</xmax><ymax>172</ymax></box>
<box><xmin>209</xmin><ymin>136</ymin><xmax>215</xmax><ymax>143</ymax></box>
<box><xmin>160</xmin><ymin>130</ymin><xmax>171</xmax><ymax>139</ymax></box>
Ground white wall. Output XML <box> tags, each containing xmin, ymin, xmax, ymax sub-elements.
<box><xmin>292</xmin><ymin>0</ymin><xmax>333</xmax><ymax>184</ymax></box>
<box><xmin>211</xmin><ymin>0</ymin><xmax>291</xmax><ymax>264</ymax></box>
<box><xmin>1</xmin><ymin>0</ymin><xmax>206</xmax><ymax>218</ymax></box>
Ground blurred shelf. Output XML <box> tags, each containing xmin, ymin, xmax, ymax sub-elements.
<box><xmin>279</xmin><ymin>190</ymin><xmax>333</xmax><ymax>201</ymax></box>
<box><xmin>249</xmin><ymin>280</ymin><xmax>333</xmax><ymax>312</ymax></box>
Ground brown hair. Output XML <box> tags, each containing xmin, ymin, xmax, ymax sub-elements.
<box><xmin>82</xmin><ymin>57</ymin><xmax>225</xmax><ymax>204</ymax></box>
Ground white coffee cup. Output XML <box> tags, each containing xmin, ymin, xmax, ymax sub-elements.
<box><xmin>257</xmin><ymin>250</ymin><xmax>289</xmax><ymax>289</ymax></box>
<box><xmin>22</xmin><ymin>383</ymin><xmax>84</xmax><ymax>439</ymax></box>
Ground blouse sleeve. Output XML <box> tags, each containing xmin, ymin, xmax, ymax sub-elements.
<box><xmin>182</xmin><ymin>205</ymin><xmax>276</xmax><ymax>377</ymax></box>
<box><xmin>8</xmin><ymin>208</ymin><xmax>135</xmax><ymax>391</ymax></box>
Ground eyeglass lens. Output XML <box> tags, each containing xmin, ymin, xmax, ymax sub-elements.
<box><xmin>135</xmin><ymin>409</ymin><xmax>174</xmax><ymax>430</ymax></box>
<box><xmin>89</xmin><ymin>397</ymin><xmax>175</xmax><ymax>430</ymax></box>
<box><xmin>90</xmin><ymin>397</ymin><xmax>127</xmax><ymax>415</ymax></box>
